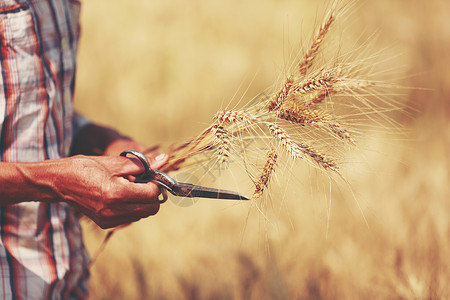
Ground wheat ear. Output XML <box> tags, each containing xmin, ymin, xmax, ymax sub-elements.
<box><xmin>298</xmin><ymin>1</ymin><xmax>338</xmax><ymax>75</ymax></box>
<box><xmin>267</xmin><ymin>123</ymin><xmax>338</xmax><ymax>171</ymax></box>
<box><xmin>276</xmin><ymin>103</ymin><xmax>355</xmax><ymax>143</ymax></box>
<box><xmin>293</xmin><ymin>70</ymin><xmax>339</xmax><ymax>95</ymax></box>
<box><xmin>212</xmin><ymin>124</ymin><xmax>232</xmax><ymax>167</ymax></box>
<box><xmin>268</xmin><ymin>76</ymin><xmax>294</xmax><ymax>111</ymax></box>
<box><xmin>253</xmin><ymin>149</ymin><xmax>278</xmax><ymax>199</ymax></box>
<box><xmin>214</xmin><ymin>110</ymin><xmax>255</xmax><ymax>125</ymax></box>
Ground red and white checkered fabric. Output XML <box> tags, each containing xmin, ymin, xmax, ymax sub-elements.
<box><xmin>0</xmin><ymin>0</ymin><xmax>90</xmax><ymax>298</ymax></box>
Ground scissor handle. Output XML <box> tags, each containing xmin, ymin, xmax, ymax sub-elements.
<box><xmin>120</xmin><ymin>150</ymin><xmax>171</xmax><ymax>203</ymax></box>
<box><xmin>120</xmin><ymin>149</ymin><xmax>151</xmax><ymax>172</ymax></box>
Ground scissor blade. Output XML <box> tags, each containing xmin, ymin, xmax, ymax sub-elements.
<box><xmin>171</xmin><ymin>182</ymin><xmax>250</xmax><ymax>200</ymax></box>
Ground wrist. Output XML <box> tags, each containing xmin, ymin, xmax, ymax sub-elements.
<box><xmin>0</xmin><ymin>159</ymin><xmax>71</xmax><ymax>205</ymax></box>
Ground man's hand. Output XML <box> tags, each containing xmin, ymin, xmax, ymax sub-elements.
<box><xmin>59</xmin><ymin>154</ymin><xmax>168</xmax><ymax>229</ymax></box>
<box><xmin>63</xmin><ymin>121</ymin><xmax>169</xmax><ymax>228</ymax></box>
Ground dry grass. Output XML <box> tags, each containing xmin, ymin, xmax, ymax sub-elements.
<box><xmin>75</xmin><ymin>0</ymin><xmax>450</xmax><ymax>299</ymax></box>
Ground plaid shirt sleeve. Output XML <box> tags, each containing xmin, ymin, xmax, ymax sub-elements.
<box><xmin>0</xmin><ymin>0</ymin><xmax>90</xmax><ymax>299</ymax></box>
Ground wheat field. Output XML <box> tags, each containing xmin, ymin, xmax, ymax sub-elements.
<box><xmin>74</xmin><ymin>0</ymin><xmax>450</xmax><ymax>299</ymax></box>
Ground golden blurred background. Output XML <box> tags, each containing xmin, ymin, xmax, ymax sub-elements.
<box><xmin>74</xmin><ymin>0</ymin><xmax>450</xmax><ymax>299</ymax></box>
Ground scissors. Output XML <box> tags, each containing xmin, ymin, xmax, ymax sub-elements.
<box><xmin>120</xmin><ymin>150</ymin><xmax>250</xmax><ymax>203</ymax></box>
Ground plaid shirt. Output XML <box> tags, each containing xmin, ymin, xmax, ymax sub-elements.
<box><xmin>0</xmin><ymin>0</ymin><xmax>90</xmax><ymax>299</ymax></box>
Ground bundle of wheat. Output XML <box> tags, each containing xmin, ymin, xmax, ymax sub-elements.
<box><xmin>161</xmin><ymin>0</ymin><xmax>399</xmax><ymax>200</ymax></box>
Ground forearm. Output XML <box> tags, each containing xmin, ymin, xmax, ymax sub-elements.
<box><xmin>70</xmin><ymin>123</ymin><xmax>131</xmax><ymax>156</ymax></box>
<box><xmin>0</xmin><ymin>154</ymin><xmax>165</xmax><ymax>228</ymax></box>
<box><xmin>0</xmin><ymin>160</ymin><xmax>70</xmax><ymax>206</ymax></box>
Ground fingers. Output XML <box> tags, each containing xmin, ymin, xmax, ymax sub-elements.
<box><xmin>117</xmin><ymin>152</ymin><xmax>168</xmax><ymax>175</ymax></box>
<box><xmin>113</xmin><ymin>177</ymin><xmax>162</xmax><ymax>202</ymax></box>
<box><xmin>81</xmin><ymin>202</ymin><xmax>161</xmax><ymax>229</ymax></box>
<box><xmin>97</xmin><ymin>201</ymin><xmax>160</xmax><ymax>219</ymax></box>
<box><xmin>82</xmin><ymin>194</ymin><xmax>161</xmax><ymax>229</ymax></box>
<box><xmin>99</xmin><ymin>202</ymin><xmax>160</xmax><ymax>229</ymax></box>
<box><xmin>95</xmin><ymin>208</ymin><xmax>157</xmax><ymax>229</ymax></box>
<box><xmin>109</xmin><ymin>156</ymin><xmax>147</xmax><ymax>176</ymax></box>
<box><xmin>88</xmin><ymin>179</ymin><xmax>164</xmax><ymax>229</ymax></box>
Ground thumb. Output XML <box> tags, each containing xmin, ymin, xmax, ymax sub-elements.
<box><xmin>150</xmin><ymin>153</ymin><xmax>169</xmax><ymax>170</ymax></box>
